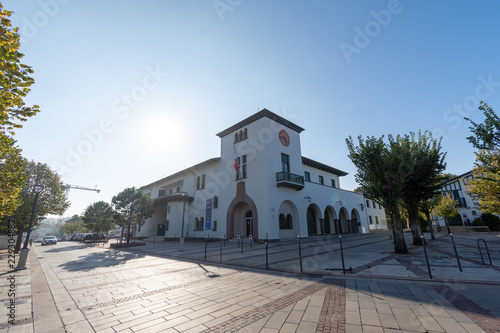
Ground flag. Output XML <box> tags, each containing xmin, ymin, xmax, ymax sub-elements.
<box><xmin>233</xmin><ymin>145</ymin><xmax>239</xmax><ymax>173</ymax></box>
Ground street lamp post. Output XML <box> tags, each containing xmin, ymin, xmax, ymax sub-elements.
<box><xmin>16</xmin><ymin>184</ymin><xmax>44</xmax><ymax>270</ymax></box>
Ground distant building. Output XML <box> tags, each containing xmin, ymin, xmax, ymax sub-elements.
<box><xmin>139</xmin><ymin>109</ymin><xmax>387</xmax><ymax>241</ymax></box>
<box><xmin>434</xmin><ymin>171</ymin><xmax>480</xmax><ymax>227</ymax></box>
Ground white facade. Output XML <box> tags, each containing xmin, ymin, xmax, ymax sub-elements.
<box><xmin>434</xmin><ymin>171</ymin><xmax>482</xmax><ymax>226</ymax></box>
<box><xmin>140</xmin><ymin>109</ymin><xmax>387</xmax><ymax>241</ymax></box>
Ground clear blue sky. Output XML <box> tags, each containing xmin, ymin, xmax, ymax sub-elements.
<box><xmin>4</xmin><ymin>0</ymin><xmax>500</xmax><ymax>217</ymax></box>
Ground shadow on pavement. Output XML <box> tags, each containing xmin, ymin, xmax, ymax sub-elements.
<box><xmin>44</xmin><ymin>244</ymin><xmax>89</xmax><ymax>253</ymax></box>
<box><xmin>58</xmin><ymin>249</ymin><xmax>146</xmax><ymax>272</ymax></box>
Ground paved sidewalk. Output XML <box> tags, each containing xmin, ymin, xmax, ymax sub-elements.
<box><xmin>0</xmin><ymin>231</ymin><xmax>499</xmax><ymax>332</ymax></box>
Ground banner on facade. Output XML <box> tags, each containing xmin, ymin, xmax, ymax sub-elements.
<box><xmin>205</xmin><ymin>199</ymin><xmax>212</xmax><ymax>230</ymax></box>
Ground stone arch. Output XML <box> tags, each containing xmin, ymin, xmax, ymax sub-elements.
<box><xmin>351</xmin><ymin>208</ymin><xmax>361</xmax><ymax>233</ymax></box>
<box><xmin>306</xmin><ymin>204</ymin><xmax>321</xmax><ymax>236</ymax></box>
<box><xmin>226</xmin><ymin>194</ymin><xmax>258</xmax><ymax>241</ymax></box>
<box><xmin>324</xmin><ymin>206</ymin><xmax>338</xmax><ymax>234</ymax></box>
<box><xmin>339</xmin><ymin>207</ymin><xmax>350</xmax><ymax>234</ymax></box>
<box><xmin>278</xmin><ymin>200</ymin><xmax>299</xmax><ymax>239</ymax></box>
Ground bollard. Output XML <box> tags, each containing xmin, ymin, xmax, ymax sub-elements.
<box><xmin>220</xmin><ymin>236</ymin><xmax>223</xmax><ymax>263</ymax></box>
<box><xmin>421</xmin><ymin>235</ymin><xmax>432</xmax><ymax>279</ymax></box>
<box><xmin>450</xmin><ymin>233</ymin><xmax>463</xmax><ymax>272</ymax></box>
<box><xmin>241</xmin><ymin>237</ymin><xmax>244</xmax><ymax>254</ymax></box>
<box><xmin>204</xmin><ymin>235</ymin><xmax>208</xmax><ymax>261</ymax></box>
<box><xmin>298</xmin><ymin>236</ymin><xmax>303</xmax><ymax>273</ymax></box>
<box><xmin>265</xmin><ymin>241</ymin><xmax>269</xmax><ymax>269</ymax></box>
<box><xmin>339</xmin><ymin>236</ymin><xmax>345</xmax><ymax>275</ymax></box>
<box><xmin>249</xmin><ymin>234</ymin><xmax>253</xmax><ymax>249</ymax></box>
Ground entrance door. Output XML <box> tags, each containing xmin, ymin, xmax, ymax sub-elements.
<box><xmin>324</xmin><ymin>213</ymin><xmax>331</xmax><ymax>234</ymax></box>
<box><xmin>157</xmin><ymin>224</ymin><xmax>165</xmax><ymax>236</ymax></box>
<box><xmin>307</xmin><ymin>207</ymin><xmax>317</xmax><ymax>235</ymax></box>
<box><xmin>245</xmin><ymin>210</ymin><xmax>253</xmax><ymax>237</ymax></box>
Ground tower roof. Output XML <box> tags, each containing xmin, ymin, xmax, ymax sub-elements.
<box><xmin>216</xmin><ymin>108</ymin><xmax>305</xmax><ymax>138</ymax></box>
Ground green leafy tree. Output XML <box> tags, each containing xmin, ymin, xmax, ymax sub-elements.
<box><xmin>465</xmin><ymin>102</ymin><xmax>500</xmax><ymax>150</ymax></box>
<box><xmin>0</xmin><ymin>4</ymin><xmax>40</xmax><ymax>217</ymax></box>
<box><xmin>465</xmin><ymin>103</ymin><xmax>500</xmax><ymax>214</ymax></box>
<box><xmin>112</xmin><ymin>187</ymin><xmax>153</xmax><ymax>243</ymax></box>
<box><xmin>0</xmin><ymin>135</ymin><xmax>26</xmax><ymax>217</ymax></box>
<box><xmin>82</xmin><ymin>201</ymin><xmax>115</xmax><ymax>239</ymax></box>
<box><xmin>391</xmin><ymin>131</ymin><xmax>446</xmax><ymax>245</ymax></box>
<box><xmin>466</xmin><ymin>149</ymin><xmax>500</xmax><ymax>214</ymax></box>
<box><xmin>3</xmin><ymin>160</ymin><xmax>69</xmax><ymax>251</ymax></box>
<box><xmin>346</xmin><ymin>135</ymin><xmax>408</xmax><ymax>254</ymax></box>
<box><xmin>61</xmin><ymin>214</ymin><xmax>85</xmax><ymax>235</ymax></box>
<box><xmin>432</xmin><ymin>196</ymin><xmax>458</xmax><ymax>234</ymax></box>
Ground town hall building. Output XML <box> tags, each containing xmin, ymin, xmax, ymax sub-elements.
<box><xmin>139</xmin><ymin>109</ymin><xmax>387</xmax><ymax>242</ymax></box>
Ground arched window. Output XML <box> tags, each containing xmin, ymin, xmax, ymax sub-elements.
<box><xmin>235</xmin><ymin>133</ymin><xmax>239</xmax><ymax>142</ymax></box>
<box><xmin>286</xmin><ymin>214</ymin><xmax>293</xmax><ymax>229</ymax></box>
<box><xmin>194</xmin><ymin>218</ymin><xmax>199</xmax><ymax>231</ymax></box>
<box><xmin>244</xmin><ymin>128</ymin><xmax>248</xmax><ymax>139</ymax></box>
<box><xmin>279</xmin><ymin>213</ymin><xmax>286</xmax><ymax>229</ymax></box>
<box><xmin>199</xmin><ymin>217</ymin><xmax>204</xmax><ymax>230</ymax></box>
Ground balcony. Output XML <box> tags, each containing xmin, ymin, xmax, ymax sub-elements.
<box><xmin>276</xmin><ymin>171</ymin><xmax>305</xmax><ymax>190</ymax></box>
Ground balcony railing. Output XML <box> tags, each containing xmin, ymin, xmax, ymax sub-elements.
<box><xmin>276</xmin><ymin>171</ymin><xmax>305</xmax><ymax>190</ymax></box>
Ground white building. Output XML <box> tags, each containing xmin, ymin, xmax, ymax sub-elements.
<box><xmin>435</xmin><ymin>171</ymin><xmax>481</xmax><ymax>227</ymax></box>
<box><xmin>139</xmin><ymin>109</ymin><xmax>387</xmax><ymax>241</ymax></box>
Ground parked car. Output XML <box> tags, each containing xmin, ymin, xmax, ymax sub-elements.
<box><xmin>41</xmin><ymin>236</ymin><xmax>57</xmax><ymax>246</ymax></box>
<box><xmin>34</xmin><ymin>238</ymin><xmax>42</xmax><ymax>243</ymax></box>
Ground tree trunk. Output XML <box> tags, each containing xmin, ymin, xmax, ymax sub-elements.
<box><xmin>425</xmin><ymin>211</ymin><xmax>436</xmax><ymax>240</ymax></box>
<box><xmin>127</xmin><ymin>221</ymin><xmax>131</xmax><ymax>243</ymax></box>
<box><xmin>120</xmin><ymin>227</ymin><xmax>124</xmax><ymax>244</ymax></box>
<box><xmin>406</xmin><ymin>202</ymin><xmax>423</xmax><ymax>245</ymax></box>
<box><xmin>390</xmin><ymin>206</ymin><xmax>408</xmax><ymax>254</ymax></box>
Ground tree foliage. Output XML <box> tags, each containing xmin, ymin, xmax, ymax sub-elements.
<box><xmin>466</xmin><ymin>102</ymin><xmax>500</xmax><ymax>150</ymax></box>
<box><xmin>347</xmin><ymin>131</ymin><xmax>446</xmax><ymax>251</ymax></box>
<box><xmin>61</xmin><ymin>214</ymin><xmax>86</xmax><ymax>235</ymax></box>
<box><xmin>2</xmin><ymin>160</ymin><xmax>69</xmax><ymax>250</ymax></box>
<box><xmin>346</xmin><ymin>135</ymin><xmax>408</xmax><ymax>253</ymax></box>
<box><xmin>432</xmin><ymin>196</ymin><xmax>459</xmax><ymax>220</ymax></box>
<box><xmin>0</xmin><ymin>134</ymin><xmax>26</xmax><ymax>217</ymax></box>
<box><xmin>0</xmin><ymin>4</ymin><xmax>39</xmax><ymax>134</ymax></box>
<box><xmin>112</xmin><ymin>187</ymin><xmax>153</xmax><ymax>243</ymax></box>
<box><xmin>0</xmin><ymin>4</ymin><xmax>40</xmax><ymax>217</ymax></box>
<box><xmin>82</xmin><ymin>201</ymin><xmax>115</xmax><ymax>234</ymax></box>
<box><xmin>391</xmin><ymin>131</ymin><xmax>446</xmax><ymax>245</ymax></box>
<box><xmin>467</xmin><ymin>149</ymin><xmax>500</xmax><ymax>214</ymax></box>
<box><xmin>465</xmin><ymin>103</ymin><xmax>500</xmax><ymax>214</ymax></box>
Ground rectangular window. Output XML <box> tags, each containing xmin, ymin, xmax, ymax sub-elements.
<box><xmin>176</xmin><ymin>187</ymin><xmax>180</xmax><ymax>193</ymax></box>
<box><xmin>169</xmin><ymin>189</ymin><xmax>173</xmax><ymax>194</ymax></box>
<box><xmin>242</xmin><ymin>155</ymin><xmax>247</xmax><ymax>178</ymax></box>
<box><xmin>366</xmin><ymin>200</ymin><xmax>370</xmax><ymax>208</ymax></box>
<box><xmin>378</xmin><ymin>203</ymin><xmax>382</xmax><ymax>209</ymax></box>
<box><xmin>281</xmin><ymin>154</ymin><xmax>290</xmax><ymax>173</ymax></box>
<box><xmin>158</xmin><ymin>189</ymin><xmax>165</xmax><ymax>197</ymax></box>
<box><xmin>319</xmin><ymin>175</ymin><xmax>324</xmax><ymax>185</ymax></box>
<box><xmin>369</xmin><ymin>216</ymin><xmax>373</xmax><ymax>224</ymax></box>
<box><xmin>196</xmin><ymin>176</ymin><xmax>201</xmax><ymax>190</ymax></box>
<box><xmin>304</xmin><ymin>171</ymin><xmax>310</xmax><ymax>182</ymax></box>
<box><xmin>201</xmin><ymin>174</ymin><xmax>206</xmax><ymax>189</ymax></box>
<box><xmin>236</xmin><ymin>155</ymin><xmax>247</xmax><ymax>179</ymax></box>
<box><xmin>375</xmin><ymin>216</ymin><xmax>379</xmax><ymax>224</ymax></box>
<box><xmin>331</xmin><ymin>179</ymin><xmax>336</xmax><ymax>188</ymax></box>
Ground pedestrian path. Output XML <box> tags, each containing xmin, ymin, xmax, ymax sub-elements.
<box><xmin>0</xmin><ymin>231</ymin><xmax>498</xmax><ymax>332</ymax></box>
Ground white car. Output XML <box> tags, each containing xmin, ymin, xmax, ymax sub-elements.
<box><xmin>41</xmin><ymin>236</ymin><xmax>57</xmax><ymax>245</ymax></box>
